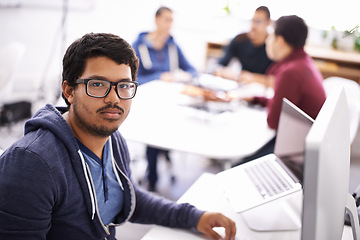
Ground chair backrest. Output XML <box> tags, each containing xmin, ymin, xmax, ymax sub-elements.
<box><xmin>323</xmin><ymin>77</ymin><xmax>360</xmax><ymax>144</ymax></box>
<box><xmin>0</xmin><ymin>42</ymin><xmax>26</xmax><ymax>105</ymax></box>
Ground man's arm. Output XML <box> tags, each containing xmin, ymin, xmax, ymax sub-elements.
<box><xmin>130</xmin><ymin>187</ymin><xmax>236</xmax><ymax>240</ymax></box>
<box><xmin>130</xmin><ymin>187</ymin><xmax>203</xmax><ymax>228</ymax></box>
<box><xmin>237</xmin><ymin>71</ymin><xmax>275</xmax><ymax>88</ymax></box>
<box><xmin>267</xmin><ymin>71</ymin><xmax>302</xmax><ymax>129</ymax></box>
<box><xmin>218</xmin><ymin>38</ymin><xmax>237</xmax><ymax>67</ymax></box>
<box><xmin>0</xmin><ymin>148</ymin><xmax>54</xmax><ymax>239</ymax></box>
<box><xmin>176</xmin><ymin>44</ymin><xmax>198</xmax><ymax>77</ymax></box>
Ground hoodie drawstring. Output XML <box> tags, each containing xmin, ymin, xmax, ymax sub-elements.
<box><xmin>78</xmin><ymin>150</ymin><xmax>96</xmax><ymax>220</ymax></box>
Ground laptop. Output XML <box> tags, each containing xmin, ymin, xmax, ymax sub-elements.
<box><xmin>216</xmin><ymin>98</ymin><xmax>314</xmax><ymax>213</ymax></box>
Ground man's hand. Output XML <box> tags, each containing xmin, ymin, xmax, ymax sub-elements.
<box><xmin>196</xmin><ymin>212</ymin><xmax>236</xmax><ymax>240</ymax></box>
<box><xmin>237</xmin><ymin>71</ymin><xmax>275</xmax><ymax>88</ymax></box>
<box><xmin>237</xmin><ymin>70</ymin><xmax>255</xmax><ymax>84</ymax></box>
<box><xmin>214</xmin><ymin>67</ymin><xmax>238</xmax><ymax>81</ymax></box>
<box><xmin>160</xmin><ymin>72</ymin><xmax>174</xmax><ymax>82</ymax></box>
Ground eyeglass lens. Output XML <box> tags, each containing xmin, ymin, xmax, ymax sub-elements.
<box><xmin>87</xmin><ymin>79</ymin><xmax>136</xmax><ymax>98</ymax></box>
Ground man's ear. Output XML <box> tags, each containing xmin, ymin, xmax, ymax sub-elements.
<box><xmin>62</xmin><ymin>80</ymin><xmax>74</xmax><ymax>104</ymax></box>
<box><xmin>277</xmin><ymin>35</ymin><xmax>288</xmax><ymax>47</ymax></box>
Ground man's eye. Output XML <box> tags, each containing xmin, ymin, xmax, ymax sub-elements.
<box><xmin>118</xmin><ymin>84</ymin><xmax>129</xmax><ymax>89</ymax></box>
<box><xmin>91</xmin><ymin>81</ymin><xmax>105</xmax><ymax>87</ymax></box>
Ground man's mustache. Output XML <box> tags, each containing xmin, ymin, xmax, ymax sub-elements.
<box><xmin>96</xmin><ymin>104</ymin><xmax>124</xmax><ymax>114</ymax></box>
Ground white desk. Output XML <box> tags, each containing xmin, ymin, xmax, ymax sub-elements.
<box><xmin>119</xmin><ymin>78</ymin><xmax>275</xmax><ymax>166</ymax></box>
<box><xmin>141</xmin><ymin>173</ymin><xmax>354</xmax><ymax>240</ymax></box>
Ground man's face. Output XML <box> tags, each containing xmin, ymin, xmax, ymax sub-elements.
<box><xmin>156</xmin><ymin>10</ymin><xmax>173</xmax><ymax>34</ymax></box>
<box><xmin>67</xmin><ymin>56</ymin><xmax>133</xmax><ymax>138</ymax></box>
<box><xmin>248</xmin><ymin>10</ymin><xmax>270</xmax><ymax>41</ymax></box>
<box><xmin>265</xmin><ymin>32</ymin><xmax>280</xmax><ymax>61</ymax></box>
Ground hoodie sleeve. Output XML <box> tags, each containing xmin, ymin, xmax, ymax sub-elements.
<box><xmin>0</xmin><ymin>147</ymin><xmax>56</xmax><ymax>239</ymax></box>
<box><xmin>176</xmin><ymin>44</ymin><xmax>198</xmax><ymax>77</ymax></box>
<box><xmin>111</xmin><ymin>132</ymin><xmax>204</xmax><ymax>230</ymax></box>
<box><xmin>130</xmin><ymin>186</ymin><xmax>204</xmax><ymax>229</ymax></box>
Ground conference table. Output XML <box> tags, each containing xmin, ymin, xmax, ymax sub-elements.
<box><xmin>119</xmin><ymin>75</ymin><xmax>276</xmax><ymax>168</ymax></box>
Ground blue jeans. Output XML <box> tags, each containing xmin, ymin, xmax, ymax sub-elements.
<box><xmin>146</xmin><ymin>146</ymin><xmax>170</xmax><ymax>186</ymax></box>
<box><xmin>233</xmin><ymin>135</ymin><xmax>277</xmax><ymax>166</ymax></box>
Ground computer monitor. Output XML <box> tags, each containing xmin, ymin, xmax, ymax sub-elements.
<box><xmin>301</xmin><ymin>88</ymin><xmax>350</xmax><ymax>239</ymax></box>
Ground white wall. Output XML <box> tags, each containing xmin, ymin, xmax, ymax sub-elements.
<box><xmin>0</xmin><ymin>0</ymin><xmax>359</xmax><ymax>104</ymax></box>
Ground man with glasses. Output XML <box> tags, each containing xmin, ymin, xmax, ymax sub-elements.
<box><xmin>215</xmin><ymin>6</ymin><xmax>273</xmax><ymax>87</ymax></box>
<box><xmin>0</xmin><ymin>33</ymin><xmax>236</xmax><ymax>240</ymax></box>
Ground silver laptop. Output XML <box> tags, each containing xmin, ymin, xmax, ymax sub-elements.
<box><xmin>217</xmin><ymin>98</ymin><xmax>314</xmax><ymax>213</ymax></box>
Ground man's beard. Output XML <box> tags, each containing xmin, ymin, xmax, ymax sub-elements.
<box><xmin>73</xmin><ymin>101</ymin><xmax>121</xmax><ymax>138</ymax></box>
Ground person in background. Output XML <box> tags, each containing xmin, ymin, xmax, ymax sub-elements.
<box><xmin>215</xmin><ymin>6</ymin><xmax>273</xmax><ymax>87</ymax></box>
<box><xmin>132</xmin><ymin>6</ymin><xmax>197</xmax><ymax>191</ymax></box>
<box><xmin>132</xmin><ymin>6</ymin><xmax>197</xmax><ymax>85</ymax></box>
<box><xmin>238</xmin><ymin>15</ymin><xmax>326</xmax><ymax>164</ymax></box>
<box><xmin>0</xmin><ymin>33</ymin><xmax>236</xmax><ymax>240</ymax></box>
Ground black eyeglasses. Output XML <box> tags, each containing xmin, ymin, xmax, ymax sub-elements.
<box><xmin>75</xmin><ymin>79</ymin><xmax>138</xmax><ymax>99</ymax></box>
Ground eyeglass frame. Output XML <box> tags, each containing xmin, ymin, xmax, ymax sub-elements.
<box><xmin>75</xmin><ymin>78</ymin><xmax>139</xmax><ymax>100</ymax></box>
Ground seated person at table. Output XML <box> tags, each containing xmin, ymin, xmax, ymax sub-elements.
<box><xmin>132</xmin><ymin>6</ymin><xmax>197</xmax><ymax>85</ymax></box>
<box><xmin>0</xmin><ymin>33</ymin><xmax>236</xmax><ymax>240</ymax></box>
<box><xmin>214</xmin><ymin>6</ymin><xmax>273</xmax><ymax>87</ymax></box>
<box><xmin>132</xmin><ymin>6</ymin><xmax>197</xmax><ymax>191</ymax></box>
<box><xmin>239</xmin><ymin>15</ymin><xmax>326</xmax><ymax>163</ymax></box>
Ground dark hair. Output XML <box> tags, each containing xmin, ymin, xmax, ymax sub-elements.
<box><xmin>155</xmin><ymin>6</ymin><xmax>172</xmax><ymax>17</ymax></box>
<box><xmin>255</xmin><ymin>6</ymin><xmax>270</xmax><ymax>20</ymax></box>
<box><xmin>62</xmin><ymin>33</ymin><xmax>139</xmax><ymax>106</ymax></box>
<box><xmin>275</xmin><ymin>15</ymin><xmax>308</xmax><ymax>48</ymax></box>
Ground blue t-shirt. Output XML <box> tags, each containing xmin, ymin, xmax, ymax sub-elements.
<box><xmin>77</xmin><ymin>139</ymin><xmax>124</xmax><ymax>225</ymax></box>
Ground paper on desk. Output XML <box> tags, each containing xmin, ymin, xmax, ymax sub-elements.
<box><xmin>141</xmin><ymin>226</ymin><xmax>205</xmax><ymax>240</ymax></box>
<box><xmin>197</xmin><ymin>73</ymin><xmax>239</xmax><ymax>91</ymax></box>
<box><xmin>177</xmin><ymin>173</ymin><xmax>225</xmax><ymax>212</ymax></box>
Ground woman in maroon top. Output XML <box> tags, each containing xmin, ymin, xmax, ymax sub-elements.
<box><xmin>238</xmin><ymin>15</ymin><xmax>326</xmax><ymax>165</ymax></box>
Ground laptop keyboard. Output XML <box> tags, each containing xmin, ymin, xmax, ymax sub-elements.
<box><xmin>244</xmin><ymin>159</ymin><xmax>294</xmax><ymax>198</ymax></box>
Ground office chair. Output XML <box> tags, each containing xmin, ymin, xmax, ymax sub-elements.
<box><xmin>0</xmin><ymin>42</ymin><xmax>26</xmax><ymax>105</ymax></box>
<box><xmin>323</xmin><ymin>76</ymin><xmax>360</xmax><ymax>144</ymax></box>
<box><xmin>128</xmin><ymin>142</ymin><xmax>176</xmax><ymax>192</ymax></box>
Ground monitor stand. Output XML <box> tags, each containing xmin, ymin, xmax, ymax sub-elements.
<box><xmin>345</xmin><ymin>193</ymin><xmax>360</xmax><ymax>240</ymax></box>
<box><xmin>241</xmin><ymin>190</ymin><xmax>302</xmax><ymax>231</ymax></box>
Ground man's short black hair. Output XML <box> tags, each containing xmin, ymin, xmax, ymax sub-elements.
<box><xmin>155</xmin><ymin>6</ymin><xmax>172</xmax><ymax>17</ymax></box>
<box><xmin>62</xmin><ymin>33</ymin><xmax>139</xmax><ymax>107</ymax></box>
<box><xmin>255</xmin><ymin>6</ymin><xmax>270</xmax><ymax>20</ymax></box>
<box><xmin>275</xmin><ymin>15</ymin><xmax>308</xmax><ymax>48</ymax></box>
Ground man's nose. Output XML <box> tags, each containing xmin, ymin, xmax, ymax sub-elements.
<box><xmin>104</xmin><ymin>85</ymin><xmax>120</xmax><ymax>103</ymax></box>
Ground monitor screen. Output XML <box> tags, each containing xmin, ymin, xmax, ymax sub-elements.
<box><xmin>274</xmin><ymin>98</ymin><xmax>314</xmax><ymax>182</ymax></box>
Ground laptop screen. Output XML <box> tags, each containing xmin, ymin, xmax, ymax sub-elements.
<box><xmin>274</xmin><ymin>98</ymin><xmax>315</xmax><ymax>182</ymax></box>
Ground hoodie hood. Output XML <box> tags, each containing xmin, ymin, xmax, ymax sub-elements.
<box><xmin>24</xmin><ymin>104</ymin><xmax>78</xmax><ymax>152</ymax></box>
<box><xmin>134</xmin><ymin>31</ymin><xmax>175</xmax><ymax>48</ymax></box>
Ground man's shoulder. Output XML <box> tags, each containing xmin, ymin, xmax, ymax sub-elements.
<box><xmin>0</xmin><ymin>129</ymin><xmax>72</xmax><ymax>180</ymax></box>
<box><xmin>132</xmin><ymin>32</ymin><xmax>149</xmax><ymax>46</ymax></box>
<box><xmin>233</xmin><ymin>33</ymin><xmax>250</xmax><ymax>43</ymax></box>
